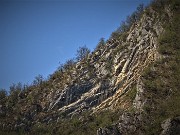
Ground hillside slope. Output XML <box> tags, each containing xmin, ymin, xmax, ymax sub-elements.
<box><xmin>0</xmin><ymin>0</ymin><xmax>180</xmax><ymax>134</ymax></box>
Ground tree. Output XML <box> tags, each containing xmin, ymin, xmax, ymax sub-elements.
<box><xmin>118</xmin><ymin>21</ymin><xmax>129</xmax><ymax>33</ymax></box>
<box><xmin>76</xmin><ymin>45</ymin><xmax>90</xmax><ymax>61</ymax></box>
<box><xmin>137</xmin><ymin>4</ymin><xmax>144</xmax><ymax>15</ymax></box>
<box><xmin>111</xmin><ymin>21</ymin><xmax>129</xmax><ymax>39</ymax></box>
<box><xmin>0</xmin><ymin>89</ymin><xmax>7</xmax><ymax>102</ymax></box>
<box><xmin>9</xmin><ymin>82</ymin><xmax>22</xmax><ymax>94</ymax></box>
<box><xmin>63</xmin><ymin>59</ymin><xmax>75</xmax><ymax>70</ymax></box>
<box><xmin>33</xmin><ymin>75</ymin><xmax>43</xmax><ymax>86</ymax></box>
<box><xmin>112</xmin><ymin>3</ymin><xmax>144</xmax><ymax>38</ymax></box>
<box><xmin>0</xmin><ymin>89</ymin><xmax>7</xmax><ymax>117</ymax></box>
<box><xmin>95</xmin><ymin>38</ymin><xmax>105</xmax><ymax>50</ymax></box>
<box><xmin>7</xmin><ymin>83</ymin><xmax>22</xmax><ymax>107</ymax></box>
<box><xmin>126</xmin><ymin>4</ymin><xmax>144</xmax><ymax>27</ymax></box>
<box><xmin>111</xmin><ymin>31</ymin><xmax>120</xmax><ymax>39</ymax></box>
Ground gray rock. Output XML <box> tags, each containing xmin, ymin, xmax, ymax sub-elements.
<box><xmin>161</xmin><ymin>117</ymin><xmax>180</xmax><ymax>135</ymax></box>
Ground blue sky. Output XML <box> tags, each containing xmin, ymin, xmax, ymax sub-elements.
<box><xmin>0</xmin><ymin>0</ymin><xmax>151</xmax><ymax>91</ymax></box>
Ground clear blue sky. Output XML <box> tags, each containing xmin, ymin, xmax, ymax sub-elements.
<box><xmin>0</xmin><ymin>0</ymin><xmax>151</xmax><ymax>91</ymax></box>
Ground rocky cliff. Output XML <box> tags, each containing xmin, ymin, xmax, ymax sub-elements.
<box><xmin>0</xmin><ymin>0</ymin><xmax>180</xmax><ymax>134</ymax></box>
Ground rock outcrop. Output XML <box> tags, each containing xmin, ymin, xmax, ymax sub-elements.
<box><xmin>160</xmin><ymin>117</ymin><xmax>180</xmax><ymax>135</ymax></box>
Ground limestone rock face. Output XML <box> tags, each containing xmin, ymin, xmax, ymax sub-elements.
<box><xmin>46</xmin><ymin>8</ymin><xmax>163</xmax><ymax>116</ymax></box>
<box><xmin>133</xmin><ymin>78</ymin><xmax>146</xmax><ymax>111</ymax></box>
<box><xmin>94</xmin><ymin>8</ymin><xmax>163</xmax><ymax>113</ymax></box>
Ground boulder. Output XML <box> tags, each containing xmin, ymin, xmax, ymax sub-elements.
<box><xmin>97</xmin><ymin>125</ymin><xmax>121</xmax><ymax>135</ymax></box>
<box><xmin>161</xmin><ymin>117</ymin><xmax>180</xmax><ymax>135</ymax></box>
